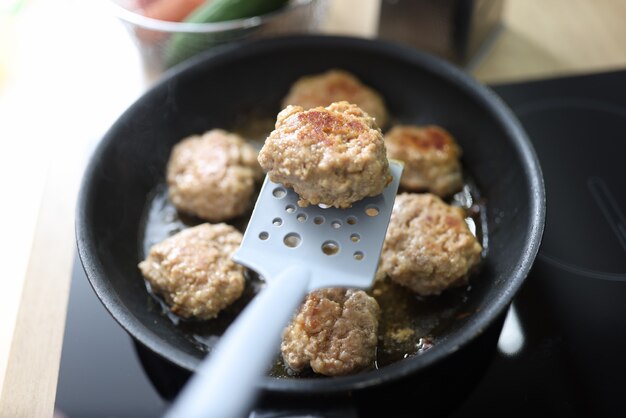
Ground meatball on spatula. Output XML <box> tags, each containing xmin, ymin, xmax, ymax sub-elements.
<box><xmin>166</xmin><ymin>104</ymin><xmax>402</xmax><ymax>418</ymax></box>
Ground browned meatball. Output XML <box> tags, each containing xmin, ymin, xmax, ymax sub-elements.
<box><xmin>167</xmin><ymin>129</ymin><xmax>263</xmax><ymax>221</ymax></box>
<box><xmin>385</xmin><ymin>125</ymin><xmax>463</xmax><ymax>197</ymax></box>
<box><xmin>281</xmin><ymin>288</ymin><xmax>380</xmax><ymax>376</ymax></box>
<box><xmin>138</xmin><ymin>223</ymin><xmax>245</xmax><ymax>319</ymax></box>
<box><xmin>282</xmin><ymin>69</ymin><xmax>389</xmax><ymax>128</ymax></box>
<box><xmin>258</xmin><ymin>101</ymin><xmax>392</xmax><ymax>208</ymax></box>
<box><xmin>381</xmin><ymin>193</ymin><xmax>482</xmax><ymax>296</ymax></box>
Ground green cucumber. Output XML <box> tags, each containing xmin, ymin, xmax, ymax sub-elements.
<box><xmin>166</xmin><ymin>0</ymin><xmax>290</xmax><ymax>68</ymax></box>
<box><xmin>185</xmin><ymin>0</ymin><xmax>290</xmax><ymax>23</ymax></box>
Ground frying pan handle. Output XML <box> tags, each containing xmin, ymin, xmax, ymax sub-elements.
<box><xmin>164</xmin><ymin>266</ymin><xmax>311</xmax><ymax>418</ymax></box>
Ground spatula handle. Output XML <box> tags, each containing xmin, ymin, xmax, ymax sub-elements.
<box><xmin>164</xmin><ymin>266</ymin><xmax>311</xmax><ymax>418</ymax></box>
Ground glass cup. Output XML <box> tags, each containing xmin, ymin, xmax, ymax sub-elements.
<box><xmin>110</xmin><ymin>0</ymin><xmax>329</xmax><ymax>78</ymax></box>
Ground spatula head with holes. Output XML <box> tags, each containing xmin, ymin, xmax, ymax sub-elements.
<box><xmin>233</xmin><ymin>160</ymin><xmax>403</xmax><ymax>291</ymax></box>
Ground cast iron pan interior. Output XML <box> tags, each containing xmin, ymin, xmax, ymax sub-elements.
<box><xmin>76</xmin><ymin>36</ymin><xmax>545</xmax><ymax>395</ymax></box>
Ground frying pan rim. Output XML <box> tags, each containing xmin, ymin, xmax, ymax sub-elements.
<box><xmin>75</xmin><ymin>34</ymin><xmax>545</xmax><ymax>395</ymax></box>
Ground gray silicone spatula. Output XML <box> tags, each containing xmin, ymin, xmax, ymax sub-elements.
<box><xmin>165</xmin><ymin>161</ymin><xmax>403</xmax><ymax>418</ymax></box>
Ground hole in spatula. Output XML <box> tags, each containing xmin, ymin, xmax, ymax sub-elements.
<box><xmin>365</xmin><ymin>206</ymin><xmax>379</xmax><ymax>217</ymax></box>
<box><xmin>322</xmin><ymin>241</ymin><xmax>339</xmax><ymax>255</ymax></box>
<box><xmin>272</xmin><ymin>187</ymin><xmax>286</xmax><ymax>198</ymax></box>
<box><xmin>283</xmin><ymin>233</ymin><xmax>301</xmax><ymax>248</ymax></box>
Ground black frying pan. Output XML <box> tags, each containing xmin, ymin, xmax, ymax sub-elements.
<box><xmin>76</xmin><ymin>36</ymin><xmax>545</xmax><ymax>416</ymax></box>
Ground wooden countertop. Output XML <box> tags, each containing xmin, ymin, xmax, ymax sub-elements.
<box><xmin>1</xmin><ymin>0</ymin><xmax>625</xmax><ymax>416</ymax></box>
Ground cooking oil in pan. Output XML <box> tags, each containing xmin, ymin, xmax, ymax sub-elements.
<box><xmin>138</xmin><ymin>175</ymin><xmax>487</xmax><ymax>378</ymax></box>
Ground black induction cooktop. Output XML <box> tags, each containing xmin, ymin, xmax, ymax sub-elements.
<box><xmin>55</xmin><ymin>70</ymin><xmax>626</xmax><ymax>418</ymax></box>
